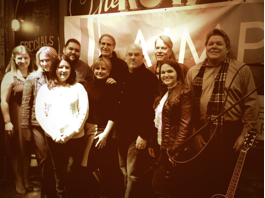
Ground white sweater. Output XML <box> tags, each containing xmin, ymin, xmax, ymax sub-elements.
<box><xmin>35</xmin><ymin>83</ymin><xmax>89</xmax><ymax>140</ymax></box>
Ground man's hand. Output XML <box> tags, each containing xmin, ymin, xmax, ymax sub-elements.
<box><xmin>193</xmin><ymin>134</ymin><xmax>206</xmax><ymax>152</ymax></box>
<box><xmin>233</xmin><ymin>135</ymin><xmax>244</xmax><ymax>152</ymax></box>
<box><xmin>136</xmin><ymin>136</ymin><xmax>147</xmax><ymax>150</ymax></box>
<box><xmin>106</xmin><ymin>78</ymin><xmax>117</xmax><ymax>84</ymax></box>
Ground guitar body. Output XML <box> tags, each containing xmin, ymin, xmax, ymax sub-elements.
<box><xmin>211</xmin><ymin>194</ymin><xmax>226</xmax><ymax>198</ymax></box>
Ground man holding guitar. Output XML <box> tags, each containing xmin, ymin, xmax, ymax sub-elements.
<box><xmin>184</xmin><ymin>28</ymin><xmax>260</xmax><ymax>198</ymax></box>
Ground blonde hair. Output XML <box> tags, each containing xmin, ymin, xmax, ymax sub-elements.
<box><xmin>5</xmin><ymin>45</ymin><xmax>36</xmax><ymax>81</ymax></box>
<box><xmin>91</xmin><ymin>57</ymin><xmax>112</xmax><ymax>73</ymax></box>
<box><xmin>32</xmin><ymin>46</ymin><xmax>58</xmax><ymax>77</ymax></box>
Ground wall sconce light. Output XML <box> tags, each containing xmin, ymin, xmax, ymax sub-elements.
<box><xmin>11</xmin><ymin>19</ymin><xmax>20</xmax><ymax>31</ymax></box>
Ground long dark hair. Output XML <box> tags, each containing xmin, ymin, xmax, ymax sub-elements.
<box><xmin>154</xmin><ymin>59</ymin><xmax>185</xmax><ymax>108</ymax></box>
<box><xmin>47</xmin><ymin>54</ymin><xmax>76</xmax><ymax>89</ymax></box>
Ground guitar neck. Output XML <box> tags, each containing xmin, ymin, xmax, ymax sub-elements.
<box><xmin>225</xmin><ymin>150</ymin><xmax>247</xmax><ymax>198</ymax></box>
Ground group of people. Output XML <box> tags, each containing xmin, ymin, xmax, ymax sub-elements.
<box><xmin>0</xmin><ymin>28</ymin><xmax>259</xmax><ymax>198</ymax></box>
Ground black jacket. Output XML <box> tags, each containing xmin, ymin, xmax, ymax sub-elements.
<box><xmin>160</xmin><ymin>86</ymin><xmax>193</xmax><ymax>158</ymax></box>
<box><xmin>115</xmin><ymin>63</ymin><xmax>158</xmax><ymax>143</ymax></box>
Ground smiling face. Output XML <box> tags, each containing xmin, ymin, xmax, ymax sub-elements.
<box><xmin>63</xmin><ymin>42</ymin><xmax>80</xmax><ymax>62</ymax></box>
<box><xmin>56</xmin><ymin>60</ymin><xmax>71</xmax><ymax>85</ymax></box>
<box><xmin>93</xmin><ymin>64</ymin><xmax>110</xmax><ymax>80</ymax></box>
<box><xmin>206</xmin><ymin>35</ymin><xmax>229</xmax><ymax>65</ymax></box>
<box><xmin>39</xmin><ymin>52</ymin><xmax>52</xmax><ymax>72</ymax></box>
<box><xmin>155</xmin><ymin>38</ymin><xmax>171</xmax><ymax>64</ymax></box>
<box><xmin>99</xmin><ymin>36</ymin><xmax>115</xmax><ymax>58</ymax></box>
<box><xmin>161</xmin><ymin>64</ymin><xmax>177</xmax><ymax>87</ymax></box>
<box><xmin>15</xmin><ymin>53</ymin><xmax>30</xmax><ymax>71</ymax></box>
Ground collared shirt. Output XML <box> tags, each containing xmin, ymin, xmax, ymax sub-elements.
<box><xmin>185</xmin><ymin>59</ymin><xmax>259</xmax><ymax>136</ymax></box>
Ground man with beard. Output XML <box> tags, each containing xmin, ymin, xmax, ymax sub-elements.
<box><xmin>98</xmin><ymin>34</ymin><xmax>127</xmax><ymax>85</ymax></box>
<box><xmin>63</xmin><ymin>38</ymin><xmax>93</xmax><ymax>84</ymax></box>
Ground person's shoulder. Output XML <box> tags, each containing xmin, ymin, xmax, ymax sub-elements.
<box><xmin>77</xmin><ymin>60</ymin><xmax>89</xmax><ymax>67</ymax></box>
<box><xmin>189</xmin><ymin>62</ymin><xmax>203</xmax><ymax>72</ymax></box>
<box><xmin>3</xmin><ymin>71</ymin><xmax>13</xmax><ymax>79</ymax></box>
<box><xmin>229</xmin><ymin>59</ymin><xmax>249</xmax><ymax>69</ymax></box>
<box><xmin>38</xmin><ymin>84</ymin><xmax>48</xmax><ymax>92</ymax></box>
<box><xmin>27</xmin><ymin>70</ymin><xmax>42</xmax><ymax>80</ymax></box>
<box><xmin>2</xmin><ymin>72</ymin><xmax>14</xmax><ymax>84</ymax></box>
<box><xmin>180</xmin><ymin>85</ymin><xmax>193</xmax><ymax>95</ymax></box>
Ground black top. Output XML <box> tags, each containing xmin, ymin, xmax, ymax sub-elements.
<box><xmin>99</xmin><ymin>51</ymin><xmax>127</xmax><ymax>85</ymax></box>
<box><xmin>83</xmin><ymin>77</ymin><xmax>118</xmax><ymax>128</ymax></box>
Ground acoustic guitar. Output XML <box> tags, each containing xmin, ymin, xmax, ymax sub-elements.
<box><xmin>211</xmin><ymin>129</ymin><xmax>259</xmax><ymax>198</ymax></box>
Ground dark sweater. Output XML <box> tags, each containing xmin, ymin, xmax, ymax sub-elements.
<box><xmin>83</xmin><ymin>78</ymin><xmax>118</xmax><ymax>128</ymax></box>
<box><xmin>99</xmin><ymin>51</ymin><xmax>127</xmax><ymax>85</ymax></box>
<box><xmin>115</xmin><ymin>64</ymin><xmax>158</xmax><ymax>142</ymax></box>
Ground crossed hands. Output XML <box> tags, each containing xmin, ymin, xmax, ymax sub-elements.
<box><xmin>54</xmin><ymin>134</ymin><xmax>70</xmax><ymax>144</ymax></box>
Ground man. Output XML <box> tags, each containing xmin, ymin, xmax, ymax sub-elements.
<box><xmin>115</xmin><ymin>44</ymin><xmax>158</xmax><ymax>198</ymax></box>
<box><xmin>148</xmin><ymin>35</ymin><xmax>189</xmax><ymax>79</ymax></box>
<box><xmin>63</xmin><ymin>38</ymin><xmax>93</xmax><ymax>84</ymax></box>
<box><xmin>183</xmin><ymin>28</ymin><xmax>259</xmax><ymax>198</ymax></box>
<box><xmin>98</xmin><ymin>34</ymin><xmax>127</xmax><ymax>84</ymax></box>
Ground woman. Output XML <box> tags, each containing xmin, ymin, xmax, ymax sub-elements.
<box><xmin>1</xmin><ymin>45</ymin><xmax>36</xmax><ymax>194</ymax></box>
<box><xmin>21</xmin><ymin>46</ymin><xmax>58</xmax><ymax>196</ymax></box>
<box><xmin>81</xmin><ymin>57</ymin><xmax>118</xmax><ymax>195</ymax></box>
<box><xmin>148</xmin><ymin>59</ymin><xmax>193</xmax><ymax>198</ymax></box>
<box><xmin>35</xmin><ymin>54</ymin><xmax>88</xmax><ymax>198</ymax></box>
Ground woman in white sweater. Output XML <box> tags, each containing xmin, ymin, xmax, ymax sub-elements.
<box><xmin>35</xmin><ymin>54</ymin><xmax>88</xmax><ymax>198</ymax></box>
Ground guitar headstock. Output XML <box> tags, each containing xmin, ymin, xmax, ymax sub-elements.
<box><xmin>243</xmin><ymin>129</ymin><xmax>259</xmax><ymax>152</ymax></box>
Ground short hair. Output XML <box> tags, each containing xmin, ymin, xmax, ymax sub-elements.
<box><xmin>65</xmin><ymin>38</ymin><xmax>81</xmax><ymax>48</ymax></box>
<box><xmin>155</xmin><ymin>35</ymin><xmax>173</xmax><ymax>50</ymax></box>
<box><xmin>5</xmin><ymin>45</ymin><xmax>36</xmax><ymax>79</ymax></box>
<box><xmin>99</xmin><ymin>34</ymin><xmax>116</xmax><ymax>46</ymax></box>
<box><xmin>126</xmin><ymin>43</ymin><xmax>143</xmax><ymax>55</ymax></box>
<box><xmin>91</xmin><ymin>57</ymin><xmax>112</xmax><ymax>73</ymax></box>
<box><xmin>35</xmin><ymin>46</ymin><xmax>58</xmax><ymax>68</ymax></box>
<box><xmin>47</xmin><ymin>54</ymin><xmax>76</xmax><ymax>89</ymax></box>
<box><xmin>205</xmin><ymin>28</ymin><xmax>231</xmax><ymax>50</ymax></box>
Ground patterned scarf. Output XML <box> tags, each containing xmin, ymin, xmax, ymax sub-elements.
<box><xmin>193</xmin><ymin>57</ymin><xmax>230</xmax><ymax>140</ymax></box>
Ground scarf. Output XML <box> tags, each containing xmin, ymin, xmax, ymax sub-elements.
<box><xmin>193</xmin><ymin>57</ymin><xmax>230</xmax><ymax>140</ymax></box>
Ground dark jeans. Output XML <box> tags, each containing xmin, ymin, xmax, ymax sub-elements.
<box><xmin>32</xmin><ymin>126</ymin><xmax>56</xmax><ymax>196</ymax></box>
<box><xmin>117</xmin><ymin>140</ymin><xmax>155</xmax><ymax>198</ymax></box>
<box><xmin>46</xmin><ymin>136</ymin><xmax>86</xmax><ymax>198</ymax></box>
<box><xmin>175</xmin><ymin>121</ymin><xmax>243</xmax><ymax>198</ymax></box>
<box><xmin>31</xmin><ymin>126</ymin><xmax>49</xmax><ymax>178</ymax></box>
<box><xmin>152</xmin><ymin>149</ymin><xmax>175</xmax><ymax>198</ymax></box>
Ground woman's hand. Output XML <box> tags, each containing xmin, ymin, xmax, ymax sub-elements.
<box><xmin>54</xmin><ymin>134</ymin><xmax>69</xmax><ymax>144</ymax></box>
<box><xmin>148</xmin><ymin>147</ymin><xmax>155</xmax><ymax>157</ymax></box>
<box><xmin>95</xmin><ymin>133</ymin><xmax>108</xmax><ymax>149</ymax></box>
<box><xmin>5</xmin><ymin>122</ymin><xmax>14</xmax><ymax>137</ymax></box>
<box><xmin>106</xmin><ymin>78</ymin><xmax>117</xmax><ymax>84</ymax></box>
